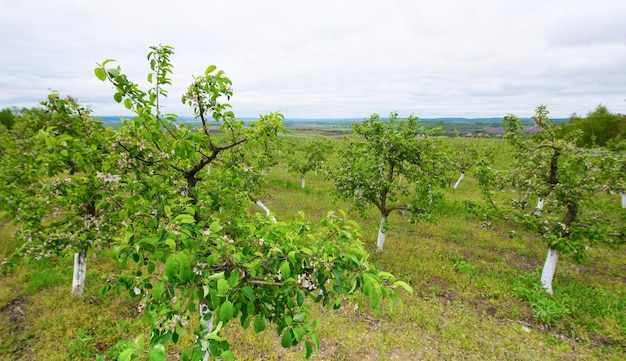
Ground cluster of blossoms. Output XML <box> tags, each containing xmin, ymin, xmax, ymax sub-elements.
<box><xmin>96</xmin><ymin>172</ymin><xmax>121</xmax><ymax>183</ymax></box>
<box><xmin>297</xmin><ymin>273</ymin><xmax>317</xmax><ymax>291</ymax></box>
<box><xmin>83</xmin><ymin>213</ymin><xmax>104</xmax><ymax>232</ymax></box>
<box><xmin>193</xmin><ymin>262</ymin><xmax>209</xmax><ymax>276</ymax></box>
<box><xmin>116</xmin><ymin>151</ymin><xmax>136</xmax><ymax>168</ymax></box>
<box><xmin>165</xmin><ymin>223</ymin><xmax>181</xmax><ymax>235</ymax></box>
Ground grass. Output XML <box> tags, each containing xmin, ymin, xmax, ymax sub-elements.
<box><xmin>1</xmin><ymin>137</ymin><xmax>625</xmax><ymax>360</ymax></box>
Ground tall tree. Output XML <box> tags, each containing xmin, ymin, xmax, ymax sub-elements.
<box><xmin>330</xmin><ymin>113</ymin><xmax>448</xmax><ymax>250</ymax></box>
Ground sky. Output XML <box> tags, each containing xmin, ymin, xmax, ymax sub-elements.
<box><xmin>1</xmin><ymin>0</ymin><xmax>625</xmax><ymax>119</ymax></box>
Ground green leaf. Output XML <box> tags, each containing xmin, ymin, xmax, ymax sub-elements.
<box><xmin>124</xmin><ymin>98</ymin><xmax>133</xmax><ymax>110</ymax></box>
<box><xmin>217</xmin><ymin>278</ymin><xmax>229</xmax><ymax>296</ymax></box>
<box><xmin>164</xmin><ymin>255</ymin><xmax>179</xmax><ymax>280</ymax></box>
<box><xmin>241</xmin><ymin>286</ymin><xmax>256</xmax><ymax>301</ymax></box>
<box><xmin>253</xmin><ymin>315</ymin><xmax>266</xmax><ymax>333</ymax></box>
<box><xmin>281</xmin><ymin>261</ymin><xmax>291</xmax><ymax>280</ymax></box>
<box><xmin>148</xmin><ymin>344</ymin><xmax>166</xmax><ymax>361</ymax></box>
<box><xmin>113</xmin><ymin>92</ymin><xmax>123</xmax><ymax>103</ymax></box>
<box><xmin>177</xmin><ymin>253</ymin><xmax>192</xmax><ymax>283</ymax></box>
<box><xmin>281</xmin><ymin>330</ymin><xmax>293</xmax><ymax>348</ymax></box>
<box><xmin>94</xmin><ymin>67</ymin><xmax>107</xmax><ymax>81</ymax></box>
<box><xmin>174</xmin><ymin>214</ymin><xmax>195</xmax><ymax>224</ymax></box>
<box><xmin>228</xmin><ymin>270</ymin><xmax>241</xmax><ymax>288</ymax></box>
<box><xmin>393</xmin><ymin>280</ymin><xmax>414</xmax><ymax>294</ymax></box>
<box><xmin>292</xmin><ymin>326</ymin><xmax>306</xmax><ymax>343</ymax></box>
<box><xmin>153</xmin><ymin>282</ymin><xmax>164</xmax><ymax>300</ymax></box>
<box><xmin>293</xmin><ymin>312</ymin><xmax>306</xmax><ymax>323</ymax></box>
<box><xmin>205</xmin><ymin>65</ymin><xmax>217</xmax><ymax>74</ymax></box>
<box><xmin>118</xmin><ymin>347</ymin><xmax>136</xmax><ymax>361</ymax></box>
<box><xmin>218</xmin><ymin>300</ymin><xmax>234</xmax><ymax>321</ymax></box>
<box><xmin>305</xmin><ymin>341</ymin><xmax>313</xmax><ymax>359</ymax></box>
<box><xmin>221</xmin><ymin>350</ymin><xmax>234</xmax><ymax>361</ymax></box>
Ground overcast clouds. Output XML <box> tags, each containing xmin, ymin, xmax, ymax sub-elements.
<box><xmin>1</xmin><ymin>0</ymin><xmax>625</xmax><ymax>119</ymax></box>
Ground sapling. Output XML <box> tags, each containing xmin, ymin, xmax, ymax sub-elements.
<box><xmin>287</xmin><ymin>135</ymin><xmax>333</xmax><ymax>189</ymax></box>
<box><xmin>484</xmin><ymin>106</ymin><xmax>625</xmax><ymax>295</ymax></box>
<box><xmin>330</xmin><ymin>112</ymin><xmax>449</xmax><ymax>250</ymax></box>
<box><xmin>1</xmin><ymin>94</ymin><xmax>120</xmax><ymax>296</ymax></box>
<box><xmin>96</xmin><ymin>45</ymin><xmax>411</xmax><ymax>359</ymax></box>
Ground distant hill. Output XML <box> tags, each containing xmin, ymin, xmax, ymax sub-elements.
<box><xmin>95</xmin><ymin>115</ymin><xmax>558</xmax><ymax>126</ymax></box>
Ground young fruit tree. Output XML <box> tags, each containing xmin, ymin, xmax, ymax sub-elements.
<box><xmin>447</xmin><ymin>141</ymin><xmax>493</xmax><ymax>190</ymax></box>
<box><xmin>96</xmin><ymin>45</ymin><xmax>411</xmax><ymax>360</ymax></box>
<box><xmin>329</xmin><ymin>112</ymin><xmax>449</xmax><ymax>250</ymax></box>
<box><xmin>1</xmin><ymin>94</ymin><xmax>120</xmax><ymax>296</ymax></box>
<box><xmin>220</xmin><ymin>118</ymin><xmax>284</xmax><ymax>221</ymax></box>
<box><xmin>486</xmin><ymin>106</ymin><xmax>625</xmax><ymax>295</ymax></box>
<box><xmin>601</xmin><ymin>140</ymin><xmax>626</xmax><ymax>209</ymax></box>
<box><xmin>287</xmin><ymin>135</ymin><xmax>333</xmax><ymax>189</ymax></box>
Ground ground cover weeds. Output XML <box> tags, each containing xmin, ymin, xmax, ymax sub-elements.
<box><xmin>0</xmin><ymin>137</ymin><xmax>624</xmax><ymax>360</ymax></box>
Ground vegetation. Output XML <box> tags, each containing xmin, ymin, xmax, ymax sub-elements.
<box><xmin>0</xmin><ymin>47</ymin><xmax>625</xmax><ymax>360</ymax></box>
<box><xmin>477</xmin><ymin>106</ymin><xmax>625</xmax><ymax>295</ymax></box>
<box><xmin>561</xmin><ymin>105</ymin><xmax>626</xmax><ymax>147</ymax></box>
<box><xmin>329</xmin><ymin>113</ymin><xmax>449</xmax><ymax>250</ymax></box>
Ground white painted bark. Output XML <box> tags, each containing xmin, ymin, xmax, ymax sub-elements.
<box><xmin>199</xmin><ymin>303</ymin><xmax>214</xmax><ymax>361</ymax></box>
<box><xmin>255</xmin><ymin>200</ymin><xmax>277</xmax><ymax>223</ymax></box>
<box><xmin>428</xmin><ymin>185</ymin><xmax>433</xmax><ymax>206</ymax></box>
<box><xmin>453</xmin><ymin>172</ymin><xmax>465</xmax><ymax>190</ymax></box>
<box><xmin>535</xmin><ymin>198</ymin><xmax>545</xmax><ymax>216</ymax></box>
<box><xmin>206</xmin><ymin>166</ymin><xmax>211</xmax><ymax>174</ymax></box>
<box><xmin>541</xmin><ymin>247</ymin><xmax>559</xmax><ymax>295</ymax></box>
<box><xmin>301</xmin><ymin>175</ymin><xmax>305</xmax><ymax>189</ymax></box>
<box><xmin>72</xmin><ymin>249</ymin><xmax>87</xmax><ymax>296</ymax></box>
<box><xmin>621</xmin><ymin>193</ymin><xmax>626</xmax><ymax>209</ymax></box>
<box><xmin>376</xmin><ymin>216</ymin><xmax>386</xmax><ymax>251</ymax></box>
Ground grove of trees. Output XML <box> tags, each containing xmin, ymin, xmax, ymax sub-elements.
<box><xmin>0</xmin><ymin>45</ymin><xmax>624</xmax><ymax>360</ymax></box>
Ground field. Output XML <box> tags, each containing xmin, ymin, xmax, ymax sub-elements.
<box><xmin>1</xmin><ymin>131</ymin><xmax>625</xmax><ymax>361</ymax></box>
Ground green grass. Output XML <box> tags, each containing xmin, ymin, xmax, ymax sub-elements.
<box><xmin>1</xmin><ymin>135</ymin><xmax>625</xmax><ymax>360</ymax></box>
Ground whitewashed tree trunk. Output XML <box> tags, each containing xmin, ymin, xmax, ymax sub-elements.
<box><xmin>541</xmin><ymin>247</ymin><xmax>559</xmax><ymax>295</ymax></box>
<box><xmin>301</xmin><ymin>175</ymin><xmax>305</xmax><ymax>189</ymax></box>
<box><xmin>428</xmin><ymin>185</ymin><xmax>433</xmax><ymax>206</ymax></box>
<box><xmin>453</xmin><ymin>172</ymin><xmax>465</xmax><ymax>189</ymax></box>
<box><xmin>206</xmin><ymin>165</ymin><xmax>211</xmax><ymax>174</ymax></box>
<box><xmin>398</xmin><ymin>174</ymin><xmax>403</xmax><ymax>185</ymax></box>
<box><xmin>199</xmin><ymin>302</ymin><xmax>213</xmax><ymax>361</ymax></box>
<box><xmin>72</xmin><ymin>248</ymin><xmax>87</xmax><ymax>296</ymax></box>
<box><xmin>376</xmin><ymin>216</ymin><xmax>386</xmax><ymax>251</ymax></box>
<box><xmin>535</xmin><ymin>198</ymin><xmax>545</xmax><ymax>216</ymax></box>
<box><xmin>255</xmin><ymin>200</ymin><xmax>277</xmax><ymax>223</ymax></box>
<box><xmin>621</xmin><ymin>193</ymin><xmax>626</xmax><ymax>209</ymax></box>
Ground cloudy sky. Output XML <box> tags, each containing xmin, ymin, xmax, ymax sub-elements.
<box><xmin>1</xmin><ymin>0</ymin><xmax>625</xmax><ymax>119</ymax></box>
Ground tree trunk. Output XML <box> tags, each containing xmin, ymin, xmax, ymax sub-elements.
<box><xmin>428</xmin><ymin>185</ymin><xmax>433</xmax><ymax>206</ymax></box>
<box><xmin>301</xmin><ymin>175</ymin><xmax>305</xmax><ymax>189</ymax></box>
<box><xmin>535</xmin><ymin>198</ymin><xmax>545</xmax><ymax>216</ymax></box>
<box><xmin>376</xmin><ymin>216</ymin><xmax>386</xmax><ymax>251</ymax></box>
<box><xmin>540</xmin><ymin>247</ymin><xmax>559</xmax><ymax>295</ymax></box>
<box><xmin>198</xmin><ymin>301</ymin><xmax>213</xmax><ymax>361</ymax></box>
<box><xmin>72</xmin><ymin>248</ymin><xmax>87</xmax><ymax>296</ymax></box>
<box><xmin>255</xmin><ymin>200</ymin><xmax>277</xmax><ymax>223</ymax></box>
<box><xmin>621</xmin><ymin>193</ymin><xmax>626</xmax><ymax>209</ymax></box>
<box><xmin>453</xmin><ymin>172</ymin><xmax>465</xmax><ymax>190</ymax></box>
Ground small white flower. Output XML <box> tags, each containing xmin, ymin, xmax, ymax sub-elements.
<box><xmin>133</xmin><ymin>287</ymin><xmax>141</xmax><ymax>295</ymax></box>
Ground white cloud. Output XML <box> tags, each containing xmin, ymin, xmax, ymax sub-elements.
<box><xmin>1</xmin><ymin>0</ymin><xmax>625</xmax><ymax>119</ymax></box>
